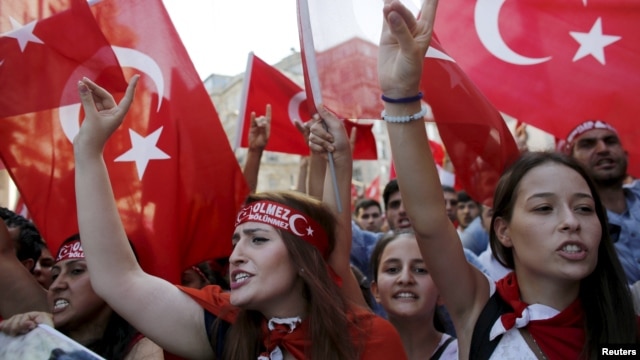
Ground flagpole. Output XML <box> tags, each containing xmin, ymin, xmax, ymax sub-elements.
<box><xmin>322</xmin><ymin>122</ymin><xmax>342</xmax><ymax>213</ymax></box>
<box><xmin>298</xmin><ymin>0</ymin><xmax>342</xmax><ymax>212</ymax></box>
<box><xmin>234</xmin><ymin>52</ymin><xmax>254</xmax><ymax>151</ymax></box>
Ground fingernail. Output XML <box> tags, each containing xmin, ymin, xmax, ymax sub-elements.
<box><xmin>78</xmin><ymin>81</ymin><xmax>89</xmax><ymax>94</ymax></box>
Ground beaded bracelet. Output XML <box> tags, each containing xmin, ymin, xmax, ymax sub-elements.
<box><xmin>381</xmin><ymin>92</ymin><xmax>423</xmax><ymax>104</ymax></box>
<box><xmin>381</xmin><ymin>104</ymin><xmax>428</xmax><ymax>123</ymax></box>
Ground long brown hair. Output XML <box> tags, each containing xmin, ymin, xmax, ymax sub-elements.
<box><xmin>219</xmin><ymin>191</ymin><xmax>359</xmax><ymax>360</ymax></box>
<box><xmin>489</xmin><ymin>151</ymin><xmax>638</xmax><ymax>358</ymax></box>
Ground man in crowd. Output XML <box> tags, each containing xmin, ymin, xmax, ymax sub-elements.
<box><xmin>353</xmin><ymin>198</ymin><xmax>385</xmax><ymax>233</ymax></box>
<box><xmin>455</xmin><ymin>191</ymin><xmax>480</xmax><ymax>237</ymax></box>
<box><xmin>564</xmin><ymin>120</ymin><xmax>640</xmax><ymax>283</ymax></box>
<box><xmin>442</xmin><ymin>185</ymin><xmax>458</xmax><ymax>223</ymax></box>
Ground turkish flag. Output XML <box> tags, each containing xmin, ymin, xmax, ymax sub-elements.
<box><xmin>0</xmin><ymin>0</ymin><xmax>126</xmax><ymax>252</ymax></box>
<box><xmin>343</xmin><ymin>120</ymin><xmax>378</xmax><ymax>160</ymax></box>
<box><xmin>421</xmin><ymin>35</ymin><xmax>519</xmax><ymax>203</ymax></box>
<box><xmin>238</xmin><ymin>53</ymin><xmax>378</xmax><ymax>160</ymax></box>
<box><xmin>364</xmin><ymin>175</ymin><xmax>381</xmax><ymax>202</ymax></box>
<box><xmin>87</xmin><ymin>0</ymin><xmax>249</xmax><ymax>282</ymax></box>
<box><xmin>298</xmin><ymin>0</ymin><xmax>518</xmax><ymax>203</ymax></box>
<box><xmin>0</xmin><ymin>0</ymin><xmax>249</xmax><ymax>283</ymax></box>
<box><xmin>237</xmin><ymin>53</ymin><xmax>310</xmax><ymax>156</ymax></box>
<box><xmin>433</xmin><ymin>0</ymin><xmax>640</xmax><ymax>176</ymax></box>
<box><xmin>297</xmin><ymin>0</ymin><xmax>382</xmax><ymax>119</ymax></box>
<box><xmin>0</xmin><ymin>0</ymin><xmax>125</xmax><ymax>118</ymax></box>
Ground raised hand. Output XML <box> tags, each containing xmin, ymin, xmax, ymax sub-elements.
<box><xmin>73</xmin><ymin>75</ymin><xmax>139</xmax><ymax>155</ymax></box>
<box><xmin>378</xmin><ymin>0</ymin><xmax>438</xmax><ymax>98</ymax></box>
<box><xmin>294</xmin><ymin>118</ymin><xmax>311</xmax><ymax>145</ymax></box>
<box><xmin>308</xmin><ymin>107</ymin><xmax>351</xmax><ymax>163</ymax></box>
<box><xmin>247</xmin><ymin>104</ymin><xmax>271</xmax><ymax>151</ymax></box>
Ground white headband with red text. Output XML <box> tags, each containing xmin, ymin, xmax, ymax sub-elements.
<box><xmin>55</xmin><ymin>239</ymin><xmax>84</xmax><ymax>262</ymax></box>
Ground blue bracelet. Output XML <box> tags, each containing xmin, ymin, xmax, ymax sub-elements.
<box><xmin>381</xmin><ymin>92</ymin><xmax>423</xmax><ymax>103</ymax></box>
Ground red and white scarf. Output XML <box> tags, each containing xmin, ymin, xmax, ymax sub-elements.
<box><xmin>491</xmin><ymin>273</ymin><xmax>585</xmax><ymax>359</ymax></box>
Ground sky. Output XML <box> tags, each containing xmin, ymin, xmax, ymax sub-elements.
<box><xmin>162</xmin><ymin>0</ymin><xmax>301</xmax><ymax>80</ymax></box>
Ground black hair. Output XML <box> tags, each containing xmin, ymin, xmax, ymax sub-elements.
<box><xmin>489</xmin><ymin>151</ymin><xmax>637</xmax><ymax>357</ymax></box>
<box><xmin>56</xmin><ymin>234</ymin><xmax>144</xmax><ymax>359</ymax></box>
<box><xmin>382</xmin><ymin>179</ymin><xmax>399</xmax><ymax>211</ymax></box>
<box><xmin>441</xmin><ymin>185</ymin><xmax>456</xmax><ymax>194</ymax></box>
<box><xmin>370</xmin><ymin>230</ymin><xmax>447</xmax><ymax>331</ymax></box>
<box><xmin>1</xmin><ymin>207</ymin><xmax>44</xmax><ymax>270</ymax></box>
<box><xmin>456</xmin><ymin>190</ymin><xmax>477</xmax><ymax>204</ymax></box>
<box><xmin>354</xmin><ymin>198</ymin><xmax>382</xmax><ymax>216</ymax></box>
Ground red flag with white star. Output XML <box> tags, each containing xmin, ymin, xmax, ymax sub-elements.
<box><xmin>433</xmin><ymin>0</ymin><xmax>640</xmax><ymax>176</ymax></box>
<box><xmin>89</xmin><ymin>0</ymin><xmax>249</xmax><ymax>282</ymax></box>
<box><xmin>0</xmin><ymin>0</ymin><xmax>124</xmax><ymax>117</ymax></box>
<box><xmin>297</xmin><ymin>0</ymin><xmax>518</xmax><ymax>203</ymax></box>
<box><xmin>237</xmin><ymin>53</ymin><xmax>378</xmax><ymax>159</ymax></box>
<box><xmin>421</xmin><ymin>34</ymin><xmax>519</xmax><ymax>202</ymax></box>
<box><xmin>0</xmin><ymin>0</ymin><xmax>249</xmax><ymax>283</ymax></box>
<box><xmin>0</xmin><ymin>0</ymin><xmax>126</xmax><ymax>251</ymax></box>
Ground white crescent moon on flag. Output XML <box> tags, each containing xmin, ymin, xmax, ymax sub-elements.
<box><xmin>58</xmin><ymin>46</ymin><xmax>166</xmax><ymax>143</ymax></box>
<box><xmin>288</xmin><ymin>214</ymin><xmax>307</xmax><ymax>236</ymax></box>
<box><xmin>287</xmin><ymin>91</ymin><xmax>307</xmax><ymax>124</ymax></box>
<box><xmin>112</xmin><ymin>46</ymin><xmax>165</xmax><ymax>111</ymax></box>
<box><xmin>474</xmin><ymin>0</ymin><xmax>551</xmax><ymax>65</ymax></box>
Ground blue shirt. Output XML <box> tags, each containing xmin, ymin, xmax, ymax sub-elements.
<box><xmin>460</xmin><ymin>216</ymin><xmax>489</xmax><ymax>256</ymax></box>
<box><xmin>606</xmin><ymin>181</ymin><xmax>640</xmax><ymax>284</ymax></box>
<box><xmin>350</xmin><ymin>221</ymin><xmax>384</xmax><ymax>279</ymax></box>
<box><xmin>350</xmin><ymin>220</ymin><xmax>490</xmax><ymax>279</ymax></box>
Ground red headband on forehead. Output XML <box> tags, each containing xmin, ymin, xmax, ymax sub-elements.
<box><xmin>235</xmin><ymin>200</ymin><xmax>330</xmax><ymax>258</ymax></box>
<box><xmin>562</xmin><ymin>120</ymin><xmax>618</xmax><ymax>153</ymax></box>
<box><xmin>55</xmin><ymin>239</ymin><xmax>85</xmax><ymax>262</ymax></box>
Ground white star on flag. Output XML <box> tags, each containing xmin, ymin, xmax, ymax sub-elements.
<box><xmin>2</xmin><ymin>17</ymin><xmax>44</xmax><ymax>52</ymax></box>
<box><xmin>114</xmin><ymin>127</ymin><xmax>170</xmax><ymax>180</ymax></box>
<box><xmin>306</xmin><ymin>227</ymin><xmax>314</xmax><ymax>236</ymax></box>
<box><xmin>569</xmin><ymin>17</ymin><xmax>620</xmax><ymax>65</ymax></box>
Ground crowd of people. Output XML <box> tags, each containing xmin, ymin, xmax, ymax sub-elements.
<box><xmin>1</xmin><ymin>0</ymin><xmax>639</xmax><ymax>359</ymax></box>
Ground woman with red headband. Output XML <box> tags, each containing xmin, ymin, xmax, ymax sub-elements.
<box><xmin>0</xmin><ymin>234</ymin><xmax>163</xmax><ymax>359</ymax></box>
<box><xmin>70</xmin><ymin>71</ymin><xmax>404</xmax><ymax>358</ymax></box>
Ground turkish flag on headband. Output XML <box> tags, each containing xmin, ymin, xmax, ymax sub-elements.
<box><xmin>433</xmin><ymin>0</ymin><xmax>640</xmax><ymax>177</ymax></box>
<box><xmin>237</xmin><ymin>53</ymin><xmax>311</xmax><ymax>155</ymax></box>
<box><xmin>298</xmin><ymin>0</ymin><xmax>518</xmax><ymax>203</ymax></box>
<box><xmin>237</xmin><ymin>53</ymin><xmax>377</xmax><ymax>159</ymax></box>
